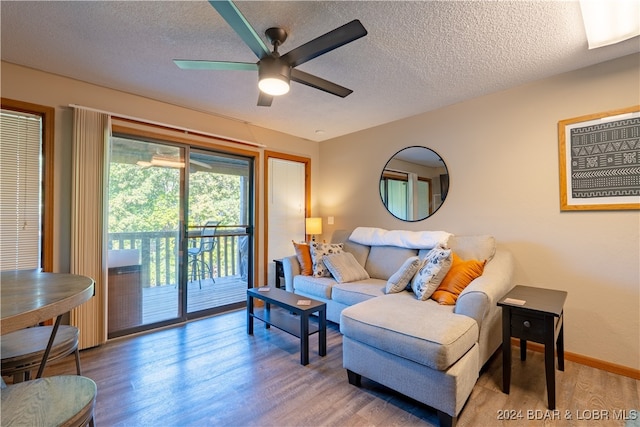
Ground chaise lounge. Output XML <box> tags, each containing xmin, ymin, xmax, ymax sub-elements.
<box><xmin>283</xmin><ymin>228</ymin><xmax>514</xmax><ymax>426</ymax></box>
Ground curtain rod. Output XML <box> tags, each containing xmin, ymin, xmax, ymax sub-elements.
<box><xmin>68</xmin><ymin>104</ymin><xmax>267</xmax><ymax>148</ymax></box>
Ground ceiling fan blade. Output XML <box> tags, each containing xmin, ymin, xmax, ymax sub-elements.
<box><xmin>291</xmin><ymin>69</ymin><xmax>353</xmax><ymax>98</ymax></box>
<box><xmin>281</xmin><ymin>20</ymin><xmax>367</xmax><ymax>68</ymax></box>
<box><xmin>257</xmin><ymin>92</ymin><xmax>273</xmax><ymax>107</ymax></box>
<box><xmin>208</xmin><ymin>0</ymin><xmax>270</xmax><ymax>59</ymax></box>
<box><xmin>174</xmin><ymin>60</ymin><xmax>257</xmax><ymax>71</ymax></box>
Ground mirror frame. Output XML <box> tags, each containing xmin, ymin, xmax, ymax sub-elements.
<box><xmin>379</xmin><ymin>146</ymin><xmax>449</xmax><ymax>222</ymax></box>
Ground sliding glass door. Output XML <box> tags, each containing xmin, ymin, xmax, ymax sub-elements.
<box><xmin>186</xmin><ymin>149</ymin><xmax>252</xmax><ymax>315</ymax></box>
<box><xmin>107</xmin><ymin>136</ymin><xmax>253</xmax><ymax>337</ymax></box>
<box><xmin>107</xmin><ymin>138</ymin><xmax>183</xmax><ymax>336</ymax></box>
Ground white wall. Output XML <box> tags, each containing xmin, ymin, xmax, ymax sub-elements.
<box><xmin>319</xmin><ymin>54</ymin><xmax>640</xmax><ymax>370</ymax></box>
<box><xmin>1</xmin><ymin>61</ymin><xmax>320</xmax><ymax>283</ymax></box>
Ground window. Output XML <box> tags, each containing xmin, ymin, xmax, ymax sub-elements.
<box><xmin>0</xmin><ymin>99</ymin><xmax>54</xmax><ymax>271</ymax></box>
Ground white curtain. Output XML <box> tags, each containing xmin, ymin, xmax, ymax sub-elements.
<box><xmin>69</xmin><ymin>107</ymin><xmax>110</xmax><ymax>349</ymax></box>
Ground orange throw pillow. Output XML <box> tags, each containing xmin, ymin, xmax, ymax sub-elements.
<box><xmin>292</xmin><ymin>241</ymin><xmax>313</xmax><ymax>276</ymax></box>
<box><xmin>431</xmin><ymin>252</ymin><xmax>486</xmax><ymax>305</ymax></box>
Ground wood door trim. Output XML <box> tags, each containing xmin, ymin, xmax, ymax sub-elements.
<box><xmin>263</xmin><ymin>151</ymin><xmax>311</xmax><ymax>287</ymax></box>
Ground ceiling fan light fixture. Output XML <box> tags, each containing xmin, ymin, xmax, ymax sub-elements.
<box><xmin>150</xmin><ymin>155</ymin><xmax>185</xmax><ymax>168</ymax></box>
<box><xmin>258</xmin><ymin>77</ymin><xmax>290</xmax><ymax>96</ymax></box>
<box><xmin>258</xmin><ymin>57</ymin><xmax>291</xmax><ymax>96</ymax></box>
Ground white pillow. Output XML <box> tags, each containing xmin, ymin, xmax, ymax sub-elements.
<box><xmin>323</xmin><ymin>252</ymin><xmax>370</xmax><ymax>283</ymax></box>
<box><xmin>411</xmin><ymin>247</ymin><xmax>453</xmax><ymax>301</ymax></box>
<box><xmin>309</xmin><ymin>242</ymin><xmax>344</xmax><ymax>277</ymax></box>
<box><xmin>386</xmin><ymin>256</ymin><xmax>421</xmax><ymax>294</ymax></box>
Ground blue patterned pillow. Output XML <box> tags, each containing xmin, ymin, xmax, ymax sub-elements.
<box><xmin>411</xmin><ymin>247</ymin><xmax>453</xmax><ymax>300</ymax></box>
<box><xmin>310</xmin><ymin>242</ymin><xmax>344</xmax><ymax>277</ymax></box>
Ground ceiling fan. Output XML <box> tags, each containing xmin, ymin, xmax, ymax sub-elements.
<box><xmin>174</xmin><ymin>0</ymin><xmax>368</xmax><ymax>107</ymax></box>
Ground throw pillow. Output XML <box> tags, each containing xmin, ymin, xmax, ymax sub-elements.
<box><xmin>431</xmin><ymin>252</ymin><xmax>486</xmax><ymax>305</ymax></box>
<box><xmin>386</xmin><ymin>256</ymin><xmax>421</xmax><ymax>294</ymax></box>
<box><xmin>410</xmin><ymin>247</ymin><xmax>453</xmax><ymax>301</ymax></box>
<box><xmin>310</xmin><ymin>242</ymin><xmax>344</xmax><ymax>277</ymax></box>
<box><xmin>323</xmin><ymin>252</ymin><xmax>370</xmax><ymax>283</ymax></box>
<box><xmin>292</xmin><ymin>241</ymin><xmax>312</xmax><ymax>276</ymax></box>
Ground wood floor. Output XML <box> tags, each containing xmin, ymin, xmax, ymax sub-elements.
<box><xmin>39</xmin><ymin>309</ymin><xmax>639</xmax><ymax>427</ymax></box>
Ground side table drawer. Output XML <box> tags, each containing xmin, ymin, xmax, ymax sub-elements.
<box><xmin>511</xmin><ymin>312</ymin><xmax>545</xmax><ymax>342</ymax></box>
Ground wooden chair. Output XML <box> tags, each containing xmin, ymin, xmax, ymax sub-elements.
<box><xmin>1</xmin><ymin>375</ymin><xmax>97</xmax><ymax>427</ymax></box>
<box><xmin>1</xmin><ymin>325</ymin><xmax>81</xmax><ymax>383</ymax></box>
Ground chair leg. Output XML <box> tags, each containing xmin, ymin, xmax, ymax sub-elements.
<box><xmin>74</xmin><ymin>348</ymin><xmax>82</xmax><ymax>376</ymax></box>
<box><xmin>203</xmin><ymin>261</ymin><xmax>214</xmax><ymax>284</ymax></box>
<box><xmin>196</xmin><ymin>260</ymin><xmax>202</xmax><ymax>289</ymax></box>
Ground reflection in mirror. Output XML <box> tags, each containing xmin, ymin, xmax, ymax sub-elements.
<box><xmin>379</xmin><ymin>146</ymin><xmax>449</xmax><ymax>221</ymax></box>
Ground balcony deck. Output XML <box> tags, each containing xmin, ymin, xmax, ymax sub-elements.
<box><xmin>141</xmin><ymin>276</ymin><xmax>248</xmax><ymax>324</ymax></box>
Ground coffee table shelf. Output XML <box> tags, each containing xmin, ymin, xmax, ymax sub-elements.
<box><xmin>251</xmin><ymin>307</ymin><xmax>320</xmax><ymax>338</ymax></box>
<box><xmin>247</xmin><ymin>287</ymin><xmax>326</xmax><ymax>365</ymax></box>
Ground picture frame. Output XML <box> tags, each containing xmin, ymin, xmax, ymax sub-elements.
<box><xmin>558</xmin><ymin>105</ymin><xmax>640</xmax><ymax>211</ymax></box>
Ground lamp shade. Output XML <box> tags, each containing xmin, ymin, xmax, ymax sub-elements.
<box><xmin>305</xmin><ymin>217</ymin><xmax>322</xmax><ymax>236</ymax></box>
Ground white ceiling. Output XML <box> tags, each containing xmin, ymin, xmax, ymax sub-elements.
<box><xmin>2</xmin><ymin>1</ymin><xmax>638</xmax><ymax>142</ymax></box>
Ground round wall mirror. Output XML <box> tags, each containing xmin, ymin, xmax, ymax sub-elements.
<box><xmin>379</xmin><ymin>146</ymin><xmax>449</xmax><ymax>221</ymax></box>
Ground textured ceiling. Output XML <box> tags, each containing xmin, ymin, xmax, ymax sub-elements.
<box><xmin>1</xmin><ymin>1</ymin><xmax>638</xmax><ymax>142</ymax></box>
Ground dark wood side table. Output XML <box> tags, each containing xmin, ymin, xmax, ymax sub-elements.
<box><xmin>498</xmin><ymin>285</ymin><xmax>567</xmax><ymax>409</ymax></box>
<box><xmin>273</xmin><ymin>259</ymin><xmax>284</xmax><ymax>288</ymax></box>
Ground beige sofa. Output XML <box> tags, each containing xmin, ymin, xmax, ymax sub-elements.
<box><xmin>282</xmin><ymin>229</ymin><xmax>514</xmax><ymax>427</ymax></box>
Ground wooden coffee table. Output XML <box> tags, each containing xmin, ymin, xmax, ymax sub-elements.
<box><xmin>247</xmin><ymin>287</ymin><xmax>326</xmax><ymax>365</ymax></box>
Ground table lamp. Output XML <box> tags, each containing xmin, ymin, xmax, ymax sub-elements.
<box><xmin>305</xmin><ymin>217</ymin><xmax>322</xmax><ymax>242</ymax></box>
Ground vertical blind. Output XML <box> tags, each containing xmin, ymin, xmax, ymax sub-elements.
<box><xmin>0</xmin><ymin>109</ymin><xmax>41</xmax><ymax>270</ymax></box>
<box><xmin>70</xmin><ymin>107</ymin><xmax>109</xmax><ymax>349</ymax></box>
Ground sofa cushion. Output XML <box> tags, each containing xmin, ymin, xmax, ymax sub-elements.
<box><xmin>342</xmin><ymin>240</ymin><xmax>370</xmax><ymax>267</ymax></box>
<box><xmin>448</xmin><ymin>235</ymin><xmax>496</xmax><ymax>262</ymax></box>
<box><xmin>365</xmin><ymin>246</ymin><xmax>419</xmax><ymax>280</ymax></box>
<box><xmin>323</xmin><ymin>252</ymin><xmax>370</xmax><ymax>283</ymax></box>
<box><xmin>340</xmin><ymin>293</ymin><xmax>479</xmax><ymax>371</ymax></box>
<box><xmin>331</xmin><ymin>230</ymin><xmax>371</xmax><ymax>267</ymax></box>
<box><xmin>310</xmin><ymin>242</ymin><xmax>344</xmax><ymax>277</ymax></box>
<box><xmin>332</xmin><ymin>279</ymin><xmax>387</xmax><ymax>306</ymax></box>
<box><xmin>432</xmin><ymin>253</ymin><xmax>486</xmax><ymax>305</ymax></box>
<box><xmin>411</xmin><ymin>248</ymin><xmax>453</xmax><ymax>300</ymax></box>
<box><xmin>293</xmin><ymin>275</ymin><xmax>336</xmax><ymax>299</ymax></box>
<box><xmin>386</xmin><ymin>256</ymin><xmax>421</xmax><ymax>294</ymax></box>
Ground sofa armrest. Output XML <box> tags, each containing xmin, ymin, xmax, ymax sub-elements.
<box><xmin>282</xmin><ymin>255</ymin><xmax>301</xmax><ymax>292</ymax></box>
<box><xmin>454</xmin><ymin>249</ymin><xmax>514</xmax><ymax>327</ymax></box>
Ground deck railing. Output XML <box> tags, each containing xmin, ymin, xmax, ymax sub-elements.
<box><xmin>108</xmin><ymin>231</ymin><xmax>248</xmax><ymax>287</ymax></box>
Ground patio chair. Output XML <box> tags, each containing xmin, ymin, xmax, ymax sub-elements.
<box><xmin>188</xmin><ymin>220</ymin><xmax>218</xmax><ymax>288</ymax></box>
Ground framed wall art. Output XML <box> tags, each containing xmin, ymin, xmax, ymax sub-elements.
<box><xmin>558</xmin><ymin>105</ymin><xmax>640</xmax><ymax>211</ymax></box>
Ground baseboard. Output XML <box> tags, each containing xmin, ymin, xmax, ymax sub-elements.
<box><xmin>510</xmin><ymin>338</ymin><xmax>640</xmax><ymax>380</ymax></box>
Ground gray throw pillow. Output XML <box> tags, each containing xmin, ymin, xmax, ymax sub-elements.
<box><xmin>323</xmin><ymin>252</ymin><xmax>370</xmax><ymax>283</ymax></box>
<box><xmin>385</xmin><ymin>256</ymin><xmax>421</xmax><ymax>294</ymax></box>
